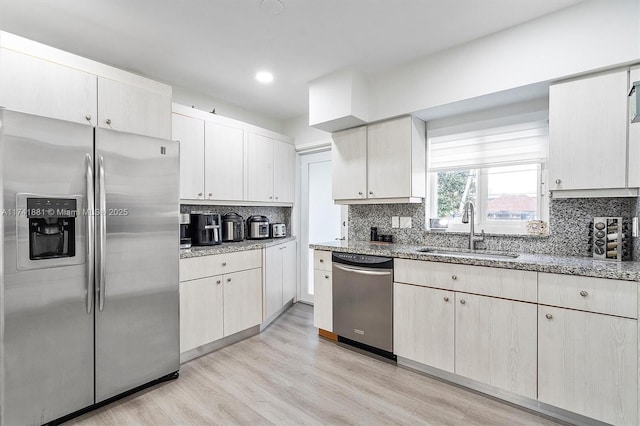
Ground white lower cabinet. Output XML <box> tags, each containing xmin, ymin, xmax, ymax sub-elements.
<box><xmin>454</xmin><ymin>293</ymin><xmax>537</xmax><ymax>399</ymax></box>
<box><xmin>179</xmin><ymin>251</ymin><xmax>263</xmax><ymax>356</ymax></box>
<box><xmin>394</xmin><ymin>283</ymin><xmax>454</xmax><ymax>372</ymax></box>
<box><xmin>538</xmin><ymin>306</ymin><xmax>638</xmax><ymax>425</ymax></box>
<box><xmin>313</xmin><ymin>250</ymin><xmax>332</xmax><ymax>331</ymax></box>
<box><xmin>179</xmin><ymin>276</ymin><xmax>223</xmax><ymax>353</ymax></box>
<box><xmin>264</xmin><ymin>241</ymin><xmax>297</xmax><ymax>320</ymax></box>
<box><xmin>223</xmin><ymin>268</ymin><xmax>263</xmax><ymax>337</ymax></box>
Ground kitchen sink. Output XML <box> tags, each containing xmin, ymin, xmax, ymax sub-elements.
<box><xmin>415</xmin><ymin>248</ymin><xmax>519</xmax><ymax>260</ymax></box>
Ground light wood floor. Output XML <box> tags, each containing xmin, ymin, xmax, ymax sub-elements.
<box><xmin>68</xmin><ymin>303</ymin><xmax>563</xmax><ymax>425</ymax></box>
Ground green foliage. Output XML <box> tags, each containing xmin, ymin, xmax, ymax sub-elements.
<box><xmin>437</xmin><ymin>171</ymin><xmax>475</xmax><ymax>218</ymax></box>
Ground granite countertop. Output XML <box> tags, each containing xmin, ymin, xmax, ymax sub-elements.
<box><xmin>181</xmin><ymin>236</ymin><xmax>296</xmax><ymax>259</ymax></box>
<box><xmin>309</xmin><ymin>240</ymin><xmax>640</xmax><ymax>282</ymax></box>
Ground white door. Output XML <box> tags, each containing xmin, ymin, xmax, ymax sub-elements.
<box><xmin>300</xmin><ymin>150</ymin><xmax>345</xmax><ymax>303</ymax></box>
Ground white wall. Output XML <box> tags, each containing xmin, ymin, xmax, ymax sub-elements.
<box><xmin>284</xmin><ymin>114</ymin><xmax>332</xmax><ymax>150</ymax></box>
<box><xmin>369</xmin><ymin>0</ymin><xmax>640</xmax><ymax>121</ymax></box>
<box><xmin>172</xmin><ymin>84</ymin><xmax>285</xmax><ymax>134</ymax></box>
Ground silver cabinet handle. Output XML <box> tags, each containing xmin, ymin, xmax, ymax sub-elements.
<box><xmin>198</xmin><ymin>192</ymin><xmax>203</xmax><ymax>197</ymax></box>
<box><xmin>208</xmin><ymin>193</ymin><xmax>212</xmax><ymax>197</ymax></box>
<box><xmin>325</xmin><ymin>275</ymin><xmax>329</xmax><ymax>279</ymax></box>
<box><xmin>227</xmin><ymin>278</ymin><xmax>231</xmax><ymax>282</ymax></box>
<box><xmin>86</xmin><ymin>154</ymin><xmax>94</xmax><ymax>314</ymax></box>
<box><xmin>451</xmin><ymin>275</ymin><xmax>457</xmax><ymax>280</ymax></box>
<box><xmin>85</xmin><ymin>114</ymin><xmax>92</xmax><ymax>122</ymax></box>
<box><xmin>216</xmin><ymin>280</ymin><xmax>221</xmax><ymax>284</ymax></box>
<box><xmin>580</xmin><ymin>290</ymin><xmax>588</xmax><ymax>297</ymax></box>
<box><xmin>98</xmin><ymin>155</ymin><xmax>107</xmax><ymax>311</ymax></box>
<box><xmin>443</xmin><ymin>297</ymin><xmax>449</xmax><ymax>302</ymax></box>
<box><xmin>275</xmin><ymin>196</ymin><xmax>279</xmax><ymax>200</ymax></box>
<box><xmin>319</xmin><ymin>259</ymin><xmax>324</xmax><ymax>263</ymax></box>
<box><xmin>105</xmin><ymin>118</ymin><xmax>112</xmax><ymax>125</ymax></box>
<box><xmin>555</xmin><ymin>179</ymin><xmax>561</xmax><ymax>184</ymax></box>
<box><xmin>546</xmin><ymin>314</ymin><xmax>553</xmax><ymax>319</ymax></box>
<box><xmin>358</xmin><ymin>191</ymin><xmax>363</xmax><ymax>196</ymax></box>
<box><xmin>459</xmin><ymin>299</ymin><xmax>466</xmax><ymax>305</ymax></box>
<box><xmin>369</xmin><ymin>191</ymin><xmax>373</xmax><ymax>195</ymax></box>
<box><xmin>222</xmin><ymin>262</ymin><xmax>227</xmax><ymax>266</ymax></box>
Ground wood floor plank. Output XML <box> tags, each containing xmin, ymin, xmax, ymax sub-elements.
<box><xmin>67</xmin><ymin>303</ymin><xmax>562</xmax><ymax>426</ymax></box>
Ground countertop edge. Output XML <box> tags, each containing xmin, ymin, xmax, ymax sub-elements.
<box><xmin>309</xmin><ymin>242</ymin><xmax>640</xmax><ymax>282</ymax></box>
<box><xmin>181</xmin><ymin>236</ymin><xmax>296</xmax><ymax>259</ymax></box>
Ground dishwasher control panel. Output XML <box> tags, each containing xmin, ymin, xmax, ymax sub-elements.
<box><xmin>332</xmin><ymin>252</ymin><xmax>393</xmax><ymax>269</ymax></box>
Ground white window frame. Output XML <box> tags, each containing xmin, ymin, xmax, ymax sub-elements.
<box><xmin>427</xmin><ymin>161</ymin><xmax>549</xmax><ymax>236</ymax></box>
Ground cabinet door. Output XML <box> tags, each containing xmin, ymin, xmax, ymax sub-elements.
<box><xmin>331</xmin><ymin>126</ymin><xmax>367</xmax><ymax>200</ymax></box>
<box><xmin>179</xmin><ymin>276</ymin><xmax>224</xmax><ymax>353</ymax></box>
<box><xmin>264</xmin><ymin>245</ymin><xmax>284</xmax><ymax>320</ymax></box>
<box><xmin>538</xmin><ymin>306</ymin><xmax>637</xmax><ymax>425</ymax></box>
<box><xmin>455</xmin><ymin>293</ymin><xmax>537</xmax><ymax>399</ymax></box>
<box><xmin>549</xmin><ymin>69</ymin><xmax>628</xmax><ymax>191</ymax></box>
<box><xmin>282</xmin><ymin>241</ymin><xmax>297</xmax><ymax>303</ymax></box>
<box><xmin>394</xmin><ymin>283</ymin><xmax>454</xmax><ymax>372</ymax></box>
<box><xmin>246</xmin><ymin>133</ymin><xmax>274</xmax><ymax>202</ymax></box>
<box><xmin>172</xmin><ymin>113</ymin><xmax>205</xmax><ymax>200</ymax></box>
<box><xmin>97</xmin><ymin>77</ymin><xmax>171</xmax><ymax>139</ymax></box>
<box><xmin>628</xmin><ymin>67</ymin><xmax>640</xmax><ymax>187</ymax></box>
<box><xmin>367</xmin><ymin>116</ymin><xmax>412</xmax><ymax>199</ymax></box>
<box><xmin>223</xmin><ymin>268</ymin><xmax>263</xmax><ymax>336</ymax></box>
<box><xmin>205</xmin><ymin>122</ymin><xmax>244</xmax><ymax>201</ymax></box>
<box><xmin>0</xmin><ymin>48</ymin><xmax>97</xmax><ymax>126</ymax></box>
<box><xmin>313</xmin><ymin>269</ymin><xmax>332</xmax><ymax>331</ymax></box>
<box><xmin>273</xmin><ymin>140</ymin><xmax>295</xmax><ymax>203</ymax></box>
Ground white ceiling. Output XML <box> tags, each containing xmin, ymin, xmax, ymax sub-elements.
<box><xmin>0</xmin><ymin>0</ymin><xmax>584</xmax><ymax>122</ymax></box>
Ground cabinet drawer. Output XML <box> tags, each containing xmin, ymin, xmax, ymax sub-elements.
<box><xmin>180</xmin><ymin>249</ymin><xmax>262</xmax><ymax>282</ymax></box>
<box><xmin>395</xmin><ymin>259</ymin><xmax>536</xmax><ymax>303</ymax></box>
<box><xmin>538</xmin><ymin>273</ymin><xmax>637</xmax><ymax>318</ymax></box>
<box><xmin>314</xmin><ymin>250</ymin><xmax>332</xmax><ymax>271</ymax></box>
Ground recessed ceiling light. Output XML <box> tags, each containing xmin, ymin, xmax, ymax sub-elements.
<box><xmin>260</xmin><ymin>0</ymin><xmax>284</xmax><ymax>15</ymax></box>
<box><xmin>256</xmin><ymin>71</ymin><xmax>274</xmax><ymax>84</ymax></box>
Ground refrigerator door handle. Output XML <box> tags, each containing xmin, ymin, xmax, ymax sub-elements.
<box><xmin>98</xmin><ymin>154</ymin><xmax>107</xmax><ymax>311</ymax></box>
<box><xmin>86</xmin><ymin>154</ymin><xmax>94</xmax><ymax>314</ymax></box>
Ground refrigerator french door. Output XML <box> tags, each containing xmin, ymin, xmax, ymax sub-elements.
<box><xmin>0</xmin><ymin>109</ymin><xmax>180</xmax><ymax>425</ymax></box>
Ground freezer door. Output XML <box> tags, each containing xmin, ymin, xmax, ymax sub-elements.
<box><xmin>1</xmin><ymin>110</ymin><xmax>94</xmax><ymax>424</ymax></box>
<box><xmin>94</xmin><ymin>128</ymin><xmax>179</xmax><ymax>402</ymax></box>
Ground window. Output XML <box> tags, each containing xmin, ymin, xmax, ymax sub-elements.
<box><xmin>427</xmin><ymin>113</ymin><xmax>548</xmax><ymax>235</ymax></box>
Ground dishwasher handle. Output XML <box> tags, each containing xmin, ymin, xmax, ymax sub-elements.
<box><xmin>333</xmin><ymin>263</ymin><xmax>393</xmax><ymax>276</ymax></box>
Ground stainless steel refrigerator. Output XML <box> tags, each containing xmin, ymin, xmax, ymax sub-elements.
<box><xmin>0</xmin><ymin>109</ymin><xmax>180</xmax><ymax>425</ymax></box>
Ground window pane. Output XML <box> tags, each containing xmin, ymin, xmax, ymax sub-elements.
<box><xmin>486</xmin><ymin>164</ymin><xmax>538</xmax><ymax>221</ymax></box>
<box><xmin>433</xmin><ymin>170</ymin><xmax>477</xmax><ymax>229</ymax></box>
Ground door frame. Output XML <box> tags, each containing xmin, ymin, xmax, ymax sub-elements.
<box><xmin>298</xmin><ymin>148</ymin><xmax>346</xmax><ymax>304</ymax></box>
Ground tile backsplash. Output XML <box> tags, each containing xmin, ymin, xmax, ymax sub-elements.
<box><xmin>181</xmin><ymin>204</ymin><xmax>291</xmax><ymax>234</ymax></box>
<box><xmin>349</xmin><ymin>197</ymin><xmax>638</xmax><ymax>258</ymax></box>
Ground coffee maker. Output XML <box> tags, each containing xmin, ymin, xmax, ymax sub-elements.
<box><xmin>190</xmin><ymin>213</ymin><xmax>222</xmax><ymax>246</ymax></box>
<box><xmin>179</xmin><ymin>214</ymin><xmax>191</xmax><ymax>249</ymax></box>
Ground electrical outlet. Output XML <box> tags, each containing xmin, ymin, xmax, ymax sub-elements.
<box><xmin>400</xmin><ymin>217</ymin><xmax>412</xmax><ymax>228</ymax></box>
<box><xmin>392</xmin><ymin>216</ymin><xmax>400</xmax><ymax>228</ymax></box>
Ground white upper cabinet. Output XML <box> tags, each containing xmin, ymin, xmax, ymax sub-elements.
<box><xmin>205</xmin><ymin>122</ymin><xmax>244</xmax><ymax>201</ymax></box>
<box><xmin>172</xmin><ymin>104</ymin><xmax>294</xmax><ymax>205</ymax></box>
<box><xmin>0</xmin><ymin>48</ymin><xmax>97</xmax><ymax>126</ymax></box>
<box><xmin>273</xmin><ymin>140</ymin><xmax>295</xmax><ymax>203</ymax></box>
<box><xmin>172</xmin><ymin>113</ymin><xmax>205</xmax><ymax>200</ymax></box>
<box><xmin>97</xmin><ymin>77</ymin><xmax>171</xmax><ymax>140</ymax></box>
<box><xmin>246</xmin><ymin>132</ymin><xmax>275</xmax><ymax>202</ymax></box>
<box><xmin>0</xmin><ymin>33</ymin><xmax>172</xmax><ymax>139</ymax></box>
<box><xmin>246</xmin><ymin>133</ymin><xmax>296</xmax><ymax>204</ymax></box>
<box><xmin>549</xmin><ymin>68</ymin><xmax>634</xmax><ymax>195</ymax></box>
<box><xmin>331</xmin><ymin>116</ymin><xmax>425</xmax><ymax>204</ymax></box>
<box><xmin>627</xmin><ymin>66</ymin><xmax>640</xmax><ymax>187</ymax></box>
<box><xmin>332</xmin><ymin>126</ymin><xmax>367</xmax><ymax>200</ymax></box>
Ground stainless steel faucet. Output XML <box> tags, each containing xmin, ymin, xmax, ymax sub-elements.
<box><xmin>461</xmin><ymin>201</ymin><xmax>485</xmax><ymax>250</ymax></box>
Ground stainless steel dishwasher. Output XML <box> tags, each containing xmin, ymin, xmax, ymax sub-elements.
<box><xmin>332</xmin><ymin>252</ymin><xmax>395</xmax><ymax>360</ymax></box>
